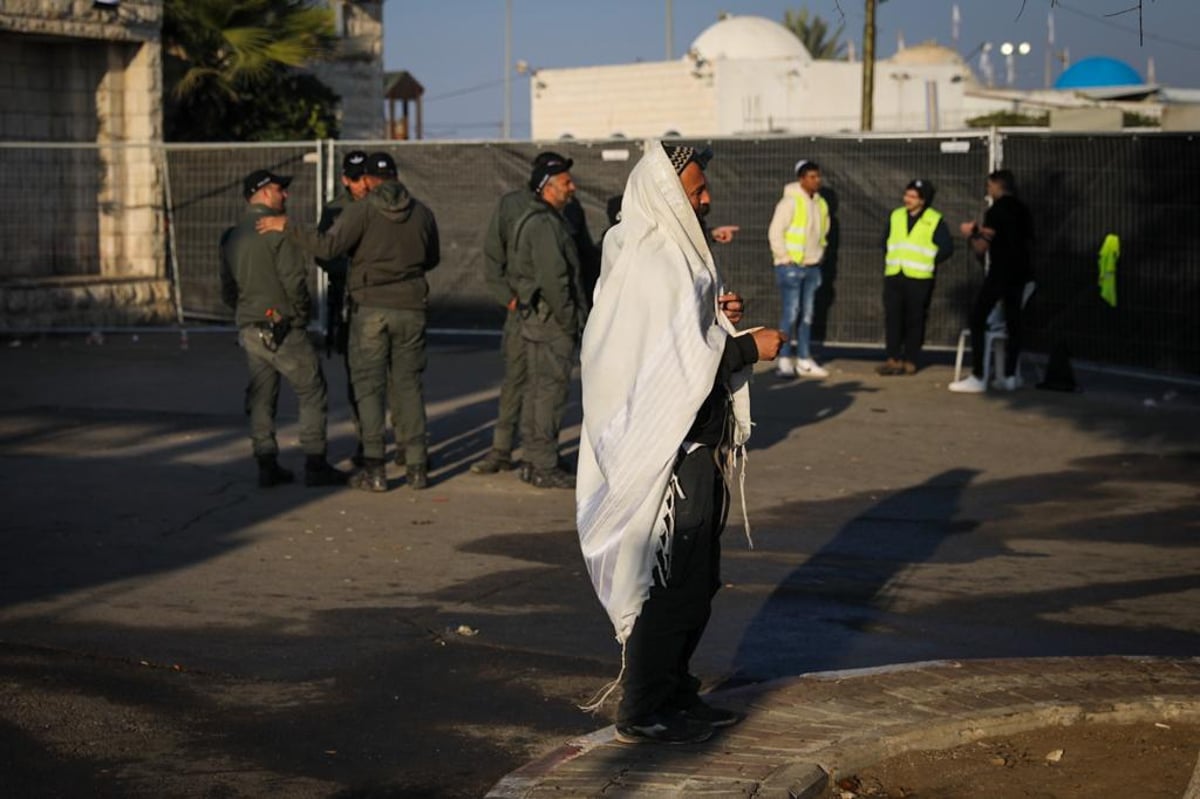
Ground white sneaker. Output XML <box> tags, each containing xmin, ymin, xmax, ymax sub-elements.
<box><xmin>948</xmin><ymin>374</ymin><xmax>987</xmax><ymax>393</ymax></box>
<box><xmin>795</xmin><ymin>358</ymin><xmax>829</xmax><ymax>378</ymax></box>
<box><xmin>775</xmin><ymin>356</ymin><xmax>796</xmax><ymax>378</ymax></box>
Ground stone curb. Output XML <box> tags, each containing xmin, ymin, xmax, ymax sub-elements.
<box><xmin>487</xmin><ymin>656</ymin><xmax>1200</xmax><ymax>798</ymax></box>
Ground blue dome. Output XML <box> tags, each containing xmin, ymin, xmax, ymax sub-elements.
<box><xmin>1054</xmin><ymin>57</ymin><xmax>1143</xmax><ymax>89</ymax></box>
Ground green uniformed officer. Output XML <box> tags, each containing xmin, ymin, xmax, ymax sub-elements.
<box><xmin>258</xmin><ymin>153</ymin><xmax>440</xmax><ymax>492</ymax></box>
<box><xmin>472</xmin><ymin>151</ymin><xmax>595</xmax><ymax>476</ymax></box>
<box><xmin>219</xmin><ymin>169</ymin><xmax>347</xmax><ymax>488</ymax></box>
<box><xmin>508</xmin><ymin>156</ymin><xmax>587</xmax><ymax>489</ymax></box>
<box><xmin>316</xmin><ymin>150</ymin><xmax>368</xmax><ymax>463</ymax></box>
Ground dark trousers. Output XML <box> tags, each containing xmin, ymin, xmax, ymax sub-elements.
<box><xmin>969</xmin><ymin>275</ymin><xmax>1026</xmax><ymax>378</ymax></box>
<box><xmin>492</xmin><ymin>310</ymin><xmax>528</xmax><ymax>454</ymax></box>
<box><xmin>619</xmin><ymin>446</ymin><xmax>726</xmax><ymax>724</ymax></box>
<box><xmin>518</xmin><ymin>316</ymin><xmax>573</xmax><ymax>471</ymax></box>
<box><xmin>239</xmin><ymin>327</ymin><xmax>328</xmax><ymax>457</ymax></box>
<box><xmin>883</xmin><ymin>274</ymin><xmax>935</xmax><ymax>363</ymax></box>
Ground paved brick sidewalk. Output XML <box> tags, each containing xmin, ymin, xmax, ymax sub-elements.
<box><xmin>488</xmin><ymin>656</ymin><xmax>1200</xmax><ymax>798</ymax></box>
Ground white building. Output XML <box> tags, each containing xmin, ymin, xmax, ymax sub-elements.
<box><xmin>531</xmin><ymin>14</ymin><xmax>1013</xmax><ymax>139</ymax></box>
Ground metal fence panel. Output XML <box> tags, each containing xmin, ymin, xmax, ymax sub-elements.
<box><xmin>1002</xmin><ymin>132</ymin><xmax>1200</xmax><ymax>374</ymax></box>
<box><xmin>677</xmin><ymin>134</ymin><xmax>991</xmax><ymax>346</ymax></box>
<box><xmin>165</xmin><ymin>142</ymin><xmax>320</xmax><ymax>319</ymax></box>
<box><xmin>330</xmin><ymin>139</ymin><xmax>640</xmax><ymax>329</ymax></box>
<box><xmin>4</xmin><ymin>133</ymin><xmax>1197</xmax><ymax>377</ymax></box>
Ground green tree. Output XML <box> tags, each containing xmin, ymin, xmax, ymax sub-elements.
<box><xmin>783</xmin><ymin>8</ymin><xmax>846</xmax><ymax>60</ymax></box>
<box><xmin>163</xmin><ymin>0</ymin><xmax>340</xmax><ymax>141</ymax></box>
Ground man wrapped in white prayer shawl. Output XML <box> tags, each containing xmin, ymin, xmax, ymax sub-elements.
<box><xmin>576</xmin><ymin>142</ymin><xmax>785</xmax><ymax>745</ymax></box>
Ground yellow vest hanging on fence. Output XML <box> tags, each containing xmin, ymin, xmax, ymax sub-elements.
<box><xmin>1098</xmin><ymin>233</ymin><xmax>1119</xmax><ymax>308</ymax></box>
<box><xmin>885</xmin><ymin>207</ymin><xmax>942</xmax><ymax>279</ymax></box>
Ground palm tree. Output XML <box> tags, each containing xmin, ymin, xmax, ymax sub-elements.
<box><xmin>163</xmin><ymin>0</ymin><xmax>338</xmax><ymax>140</ymax></box>
<box><xmin>783</xmin><ymin>8</ymin><xmax>847</xmax><ymax>60</ymax></box>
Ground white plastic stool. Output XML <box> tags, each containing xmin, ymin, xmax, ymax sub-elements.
<box><xmin>953</xmin><ymin>282</ymin><xmax>1036</xmax><ymax>385</ymax></box>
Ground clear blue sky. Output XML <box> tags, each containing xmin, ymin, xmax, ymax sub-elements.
<box><xmin>384</xmin><ymin>1</ymin><xmax>1200</xmax><ymax>139</ymax></box>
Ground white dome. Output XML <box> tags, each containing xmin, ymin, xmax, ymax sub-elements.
<box><xmin>688</xmin><ymin>15</ymin><xmax>812</xmax><ymax>63</ymax></box>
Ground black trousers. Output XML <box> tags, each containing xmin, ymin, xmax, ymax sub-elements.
<box><xmin>883</xmin><ymin>274</ymin><xmax>935</xmax><ymax>363</ymax></box>
<box><xmin>969</xmin><ymin>274</ymin><xmax>1027</xmax><ymax>378</ymax></box>
<box><xmin>618</xmin><ymin>446</ymin><xmax>727</xmax><ymax>724</ymax></box>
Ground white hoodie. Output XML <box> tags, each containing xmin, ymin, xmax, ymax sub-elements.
<box><xmin>767</xmin><ymin>181</ymin><xmax>826</xmax><ymax>266</ymax></box>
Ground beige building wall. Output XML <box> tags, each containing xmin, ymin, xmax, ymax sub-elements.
<box><xmin>532</xmin><ymin>61</ymin><xmax>717</xmax><ymax>140</ymax></box>
<box><xmin>0</xmin><ymin>0</ymin><xmax>170</xmax><ymax>327</ymax></box>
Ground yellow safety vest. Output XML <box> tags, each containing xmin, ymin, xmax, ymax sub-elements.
<box><xmin>885</xmin><ymin>207</ymin><xmax>942</xmax><ymax>279</ymax></box>
<box><xmin>784</xmin><ymin>192</ymin><xmax>830</xmax><ymax>264</ymax></box>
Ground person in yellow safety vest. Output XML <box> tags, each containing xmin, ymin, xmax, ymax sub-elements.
<box><xmin>767</xmin><ymin>159</ymin><xmax>831</xmax><ymax>379</ymax></box>
<box><xmin>877</xmin><ymin>179</ymin><xmax>954</xmax><ymax>376</ymax></box>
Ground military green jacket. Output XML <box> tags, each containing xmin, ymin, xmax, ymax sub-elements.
<box><xmin>287</xmin><ymin>180</ymin><xmax>440</xmax><ymax>311</ymax></box>
<box><xmin>481</xmin><ymin>188</ymin><xmax>533</xmax><ymax>307</ymax></box>
<box><xmin>508</xmin><ymin>197</ymin><xmax>586</xmax><ymax>337</ymax></box>
<box><xmin>220</xmin><ymin>204</ymin><xmax>311</xmax><ymax>328</ymax></box>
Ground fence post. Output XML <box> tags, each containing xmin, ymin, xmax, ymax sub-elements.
<box><xmin>315</xmin><ymin>138</ymin><xmax>328</xmax><ymax>335</ymax></box>
<box><xmin>988</xmin><ymin>126</ymin><xmax>1004</xmax><ymax>172</ymax></box>
<box><xmin>160</xmin><ymin>145</ymin><xmax>186</xmax><ymax>332</ymax></box>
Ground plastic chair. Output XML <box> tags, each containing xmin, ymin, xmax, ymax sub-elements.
<box><xmin>954</xmin><ymin>282</ymin><xmax>1036</xmax><ymax>384</ymax></box>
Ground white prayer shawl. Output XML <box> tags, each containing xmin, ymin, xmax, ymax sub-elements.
<box><xmin>576</xmin><ymin>142</ymin><xmax>751</xmax><ymax>645</ymax></box>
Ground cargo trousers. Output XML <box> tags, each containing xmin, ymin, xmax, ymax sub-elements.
<box><xmin>348</xmin><ymin>305</ymin><xmax>428</xmax><ymax>465</ymax></box>
<box><xmin>239</xmin><ymin>326</ymin><xmax>329</xmax><ymax>457</ymax></box>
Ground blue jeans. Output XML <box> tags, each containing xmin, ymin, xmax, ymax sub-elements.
<box><xmin>776</xmin><ymin>264</ymin><xmax>822</xmax><ymax>359</ymax></box>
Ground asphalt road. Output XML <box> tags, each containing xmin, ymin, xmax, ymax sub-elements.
<box><xmin>1</xmin><ymin>332</ymin><xmax>1196</xmax><ymax>797</ymax></box>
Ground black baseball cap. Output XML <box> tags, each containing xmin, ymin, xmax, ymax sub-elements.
<box><xmin>242</xmin><ymin>169</ymin><xmax>292</xmax><ymax>199</ymax></box>
<box><xmin>365</xmin><ymin>152</ymin><xmax>397</xmax><ymax>178</ymax></box>
<box><xmin>532</xmin><ymin>151</ymin><xmax>573</xmax><ymax>170</ymax></box>
<box><xmin>342</xmin><ymin>150</ymin><xmax>368</xmax><ymax>179</ymax></box>
<box><xmin>529</xmin><ymin>156</ymin><xmax>573</xmax><ymax>192</ymax></box>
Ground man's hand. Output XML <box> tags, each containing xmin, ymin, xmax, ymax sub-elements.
<box><xmin>256</xmin><ymin>215</ymin><xmax>288</xmax><ymax>234</ymax></box>
<box><xmin>959</xmin><ymin>221</ymin><xmax>977</xmax><ymax>238</ymax></box>
<box><xmin>718</xmin><ymin>292</ymin><xmax>744</xmax><ymax>325</ymax></box>
<box><xmin>507</xmin><ymin>296</ymin><xmax>518</xmax><ymax>312</ymax></box>
<box><xmin>751</xmin><ymin>328</ymin><xmax>787</xmax><ymax>362</ymax></box>
<box><xmin>710</xmin><ymin>225</ymin><xmax>740</xmax><ymax>244</ymax></box>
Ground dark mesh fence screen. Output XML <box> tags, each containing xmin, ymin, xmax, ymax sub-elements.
<box><xmin>166</xmin><ymin>144</ymin><xmax>320</xmax><ymax>319</ymax></box>
<box><xmin>141</xmin><ymin>133</ymin><xmax>1200</xmax><ymax>378</ymax></box>
<box><xmin>1002</xmin><ymin>132</ymin><xmax>1200</xmax><ymax>374</ymax></box>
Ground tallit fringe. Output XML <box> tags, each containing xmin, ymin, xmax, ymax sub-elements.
<box><xmin>653</xmin><ymin>472</ymin><xmax>684</xmax><ymax>587</ymax></box>
<box><xmin>578</xmin><ymin>641</ymin><xmax>626</xmax><ymax>713</ymax></box>
<box><xmin>720</xmin><ymin>412</ymin><xmax>754</xmax><ymax>550</ymax></box>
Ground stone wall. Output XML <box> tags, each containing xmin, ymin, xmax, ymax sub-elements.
<box><xmin>0</xmin><ymin>275</ymin><xmax>175</xmax><ymax>330</ymax></box>
<box><xmin>0</xmin><ymin>1</ymin><xmax>166</xmax><ymax>328</ymax></box>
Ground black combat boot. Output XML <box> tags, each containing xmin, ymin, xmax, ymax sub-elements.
<box><xmin>470</xmin><ymin>449</ymin><xmax>516</xmax><ymax>474</ymax></box>
<box><xmin>257</xmin><ymin>455</ymin><xmax>295</xmax><ymax>488</ymax></box>
<box><xmin>349</xmin><ymin>458</ymin><xmax>387</xmax><ymax>493</ymax></box>
<box><xmin>304</xmin><ymin>454</ymin><xmax>349</xmax><ymax>487</ymax></box>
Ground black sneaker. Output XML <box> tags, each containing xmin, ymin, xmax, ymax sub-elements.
<box><xmin>405</xmin><ymin>465</ymin><xmax>428</xmax><ymax>490</ymax></box>
<box><xmin>530</xmin><ymin>466</ymin><xmax>575</xmax><ymax>489</ymax></box>
<box><xmin>256</xmin><ymin>456</ymin><xmax>295</xmax><ymax>488</ymax></box>
<box><xmin>679</xmin><ymin>699</ymin><xmax>742</xmax><ymax>728</ymax></box>
<box><xmin>304</xmin><ymin>460</ymin><xmax>349</xmax><ymax>487</ymax></box>
<box><xmin>615</xmin><ymin>712</ymin><xmax>713</xmax><ymax>745</ymax></box>
<box><xmin>470</xmin><ymin>449</ymin><xmax>516</xmax><ymax>474</ymax></box>
<box><xmin>349</xmin><ymin>465</ymin><xmax>387</xmax><ymax>493</ymax></box>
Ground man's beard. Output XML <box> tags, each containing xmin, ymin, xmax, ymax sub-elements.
<box><xmin>695</xmin><ymin>202</ymin><xmax>710</xmax><ymax>220</ymax></box>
